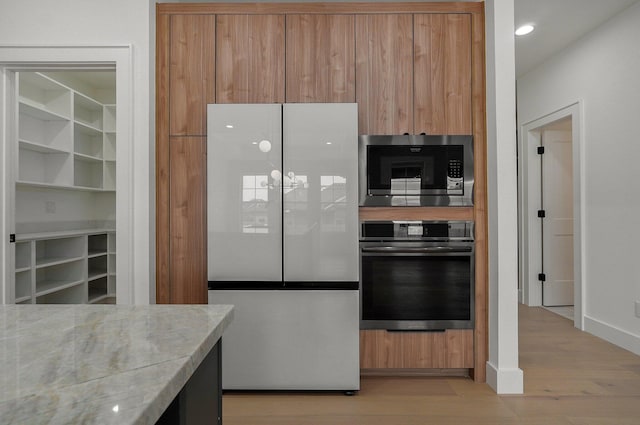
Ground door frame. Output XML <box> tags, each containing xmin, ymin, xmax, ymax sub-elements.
<box><xmin>518</xmin><ymin>102</ymin><xmax>585</xmax><ymax>329</ymax></box>
<box><xmin>0</xmin><ymin>45</ymin><xmax>134</xmax><ymax>304</ymax></box>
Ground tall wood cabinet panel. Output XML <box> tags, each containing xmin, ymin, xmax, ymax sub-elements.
<box><xmin>355</xmin><ymin>14</ymin><xmax>413</xmax><ymax>135</ymax></box>
<box><xmin>414</xmin><ymin>14</ymin><xmax>472</xmax><ymax>135</ymax></box>
<box><xmin>216</xmin><ymin>15</ymin><xmax>285</xmax><ymax>104</ymax></box>
<box><xmin>169</xmin><ymin>15</ymin><xmax>215</xmax><ymax>136</ymax></box>
<box><xmin>169</xmin><ymin>137</ymin><xmax>208</xmax><ymax>304</ymax></box>
<box><xmin>157</xmin><ymin>13</ymin><xmax>171</xmax><ymax>304</ymax></box>
<box><xmin>163</xmin><ymin>15</ymin><xmax>214</xmax><ymax>303</ymax></box>
<box><xmin>286</xmin><ymin>14</ymin><xmax>356</xmax><ymax>103</ymax></box>
<box><xmin>471</xmin><ymin>9</ymin><xmax>487</xmax><ymax>382</ymax></box>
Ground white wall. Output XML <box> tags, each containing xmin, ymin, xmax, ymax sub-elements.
<box><xmin>517</xmin><ymin>2</ymin><xmax>640</xmax><ymax>354</ymax></box>
<box><xmin>0</xmin><ymin>0</ymin><xmax>156</xmax><ymax>304</ymax></box>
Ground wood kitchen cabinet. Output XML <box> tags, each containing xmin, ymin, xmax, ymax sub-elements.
<box><xmin>414</xmin><ymin>13</ymin><xmax>472</xmax><ymax>135</ymax></box>
<box><xmin>286</xmin><ymin>14</ymin><xmax>355</xmax><ymax>103</ymax></box>
<box><xmin>169</xmin><ymin>15</ymin><xmax>215</xmax><ymax>136</ymax></box>
<box><xmin>157</xmin><ymin>1</ymin><xmax>487</xmax><ymax>382</ymax></box>
<box><xmin>169</xmin><ymin>136</ymin><xmax>208</xmax><ymax>304</ymax></box>
<box><xmin>161</xmin><ymin>15</ymin><xmax>214</xmax><ymax>303</ymax></box>
<box><xmin>360</xmin><ymin>329</ymin><xmax>474</xmax><ymax>369</ymax></box>
<box><xmin>356</xmin><ymin>13</ymin><xmax>472</xmax><ymax>136</ymax></box>
<box><xmin>355</xmin><ymin>14</ymin><xmax>414</xmax><ymax>135</ymax></box>
<box><xmin>216</xmin><ymin>15</ymin><xmax>285</xmax><ymax>104</ymax></box>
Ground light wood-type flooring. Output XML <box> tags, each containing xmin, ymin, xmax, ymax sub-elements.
<box><xmin>223</xmin><ymin>304</ymin><xmax>640</xmax><ymax>424</ymax></box>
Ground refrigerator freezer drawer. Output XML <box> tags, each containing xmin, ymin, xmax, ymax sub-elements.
<box><xmin>208</xmin><ymin>289</ymin><xmax>360</xmax><ymax>391</ymax></box>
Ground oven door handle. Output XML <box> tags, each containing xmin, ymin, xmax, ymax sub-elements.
<box><xmin>361</xmin><ymin>246</ymin><xmax>472</xmax><ymax>254</ymax></box>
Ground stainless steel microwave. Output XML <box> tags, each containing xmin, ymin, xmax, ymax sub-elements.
<box><xmin>358</xmin><ymin>135</ymin><xmax>474</xmax><ymax>207</ymax></box>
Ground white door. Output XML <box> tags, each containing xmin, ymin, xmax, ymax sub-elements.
<box><xmin>541</xmin><ymin>129</ymin><xmax>574</xmax><ymax>306</ymax></box>
<box><xmin>282</xmin><ymin>103</ymin><xmax>359</xmax><ymax>282</ymax></box>
<box><xmin>207</xmin><ymin>104</ymin><xmax>283</xmax><ymax>282</ymax></box>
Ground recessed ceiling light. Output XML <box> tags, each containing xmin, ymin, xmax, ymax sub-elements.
<box><xmin>225</xmin><ymin>124</ymin><xmax>234</xmax><ymax>129</ymax></box>
<box><xmin>515</xmin><ymin>24</ymin><xmax>535</xmax><ymax>36</ymax></box>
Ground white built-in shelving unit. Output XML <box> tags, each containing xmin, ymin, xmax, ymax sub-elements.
<box><xmin>17</xmin><ymin>72</ymin><xmax>116</xmax><ymax>192</ymax></box>
<box><xmin>13</xmin><ymin>72</ymin><xmax>116</xmax><ymax>304</ymax></box>
<box><xmin>103</xmin><ymin>104</ymin><xmax>117</xmax><ymax>191</ymax></box>
<box><xmin>14</xmin><ymin>231</ymin><xmax>116</xmax><ymax>304</ymax></box>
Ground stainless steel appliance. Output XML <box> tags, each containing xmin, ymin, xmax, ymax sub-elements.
<box><xmin>207</xmin><ymin>103</ymin><xmax>359</xmax><ymax>391</ymax></box>
<box><xmin>359</xmin><ymin>220</ymin><xmax>475</xmax><ymax>330</ymax></box>
<box><xmin>359</xmin><ymin>135</ymin><xmax>474</xmax><ymax>207</ymax></box>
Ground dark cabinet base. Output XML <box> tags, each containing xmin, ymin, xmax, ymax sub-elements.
<box><xmin>157</xmin><ymin>340</ymin><xmax>222</xmax><ymax>425</ymax></box>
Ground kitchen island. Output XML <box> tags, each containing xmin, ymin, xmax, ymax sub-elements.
<box><xmin>0</xmin><ymin>304</ymin><xmax>233</xmax><ymax>425</ymax></box>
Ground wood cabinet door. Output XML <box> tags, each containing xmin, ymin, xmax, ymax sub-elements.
<box><xmin>216</xmin><ymin>15</ymin><xmax>285</xmax><ymax>104</ymax></box>
<box><xmin>355</xmin><ymin>14</ymin><xmax>413</xmax><ymax>135</ymax></box>
<box><xmin>169</xmin><ymin>15</ymin><xmax>215</xmax><ymax>136</ymax></box>
<box><xmin>414</xmin><ymin>14</ymin><xmax>472</xmax><ymax>135</ymax></box>
<box><xmin>286</xmin><ymin>14</ymin><xmax>355</xmax><ymax>103</ymax></box>
<box><xmin>360</xmin><ymin>329</ymin><xmax>473</xmax><ymax>369</ymax></box>
<box><xmin>169</xmin><ymin>136</ymin><xmax>208</xmax><ymax>304</ymax></box>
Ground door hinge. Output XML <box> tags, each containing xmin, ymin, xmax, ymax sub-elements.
<box><xmin>9</xmin><ymin>234</ymin><xmax>15</xmax><ymax>243</ymax></box>
<box><xmin>537</xmin><ymin>146</ymin><xmax>545</xmax><ymax>154</ymax></box>
<box><xmin>537</xmin><ymin>210</ymin><xmax>546</xmax><ymax>218</ymax></box>
<box><xmin>538</xmin><ymin>273</ymin><xmax>546</xmax><ymax>282</ymax></box>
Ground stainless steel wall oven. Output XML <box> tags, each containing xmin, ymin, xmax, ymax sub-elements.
<box><xmin>359</xmin><ymin>135</ymin><xmax>474</xmax><ymax>207</ymax></box>
<box><xmin>359</xmin><ymin>220</ymin><xmax>475</xmax><ymax>330</ymax></box>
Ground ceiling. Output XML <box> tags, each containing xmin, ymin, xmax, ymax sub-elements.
<box><xmin>514</xmin><ymin>0</ymin><xmax>639</xmax><ymax>77</ymax></box>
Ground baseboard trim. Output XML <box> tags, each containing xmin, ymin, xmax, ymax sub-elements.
<box><xmin>486</xmin><ymin>362</ymin><xmax>523</xmax><ymax>394</ymax></box>
<box><xmin>584</xmin><ymin>315</ymin><xmax>640</xmax><ymax>356</ymax></box>
<box><xmin>360</xmin><ymin>368</ymin><xmax>470</xmax><ymax>377</ymax></box>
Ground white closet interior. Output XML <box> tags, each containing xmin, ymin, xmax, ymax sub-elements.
<box><xmin>13</xmin><ymin>70</ymin><xmax>116</xmax><ymax>304</ymax></box>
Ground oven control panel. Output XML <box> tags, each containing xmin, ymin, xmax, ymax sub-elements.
<box><xmin>360</xmin><ymin>220</ymin><xmax>474</xmax><ymax>241</ymax></box>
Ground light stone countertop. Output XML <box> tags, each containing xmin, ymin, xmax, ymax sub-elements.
<box><xmin>0</xmin><ymin>304</ymin><xmax>234</xmax><ymax>425</ymax></box>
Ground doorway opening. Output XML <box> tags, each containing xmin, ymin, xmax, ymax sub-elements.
<box><xmin>0</xmin><ymin>46</ymin><xmax>133</xmax><ymax>305</ymax></box>
<box><xmin>518</xmin><ymin>102</ymin><xmax>585</xmax><ymax>330</ymax></box>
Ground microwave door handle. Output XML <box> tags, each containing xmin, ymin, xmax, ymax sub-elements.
<box><xmin>361</xmin><ymin>246</ymin><xmax>472</xmax><ymax>254</ymax></box>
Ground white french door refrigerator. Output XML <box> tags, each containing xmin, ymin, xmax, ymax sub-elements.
<box><xmin>207</xmin><ymin>103</ymin><xmax>359</xmax><ymax>390</ymax></box>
